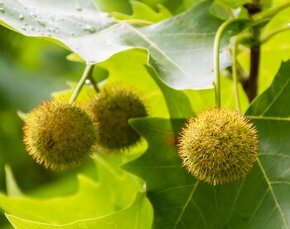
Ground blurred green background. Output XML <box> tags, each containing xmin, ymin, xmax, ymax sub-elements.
<box><xmin>0</xmin><ymin>26</ymin><xmax>84</xmax><ymax>228</ymax></box>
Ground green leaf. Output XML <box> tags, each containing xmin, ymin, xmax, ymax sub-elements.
<box><xmin>6</xmin><ymin>193</ymin><xmax>151</xmax><ymax>229</ymax></box>
<box><xmin>145</xmin><ymin>66</ymin><xmax>194</xmax><ymax>119</ymax></box>
<box><xmin>215</xmin><ymin>0</ymin><xmax>248</xmax><ymax>8</ymax></box>
<box><xmin>112</xmin><ymin>1</ymin><xmax>172</xmax><ymax>23</ymax></box>
<box><xmin>91</xmin><ymin>0</ymin><xmax>132</xmax><ymax>14</ymax></box>
<box><xmin>4</xmin><ymin>165</ymin><xmax>22</xmax><ymax>197</ymax></box>
<box><xmin>182</xmin><ymin>75</ymin><xmax>249</xmax><ymax>116</ymax></box>
<box><xmin>0</xmin><ymin>0</ymin><xmax>232</xmax><ymax>90</ymax></box>
<box><xmin>0</xmin><ymin>176</ymin><xmax>112</xmax><ymax>223</ymax></box>
<box><xmin>91</xmin><ymin>0</ymin><xmax>197</xmax><ymax>16</ymax></box>
<box><xmin>246</xmin><ymin>60</ymin><xmax>290</xmax><ymax>117</ymax></box>
<box><xmin>125</xmin><ymin>61</ymin><xmax>290</xmax><ymax>228</ymax></box>
<box><xmin>210</xmin><ymin>1</ymin><xmax>233</xmax><ymax>20</ymax></box>
<box><xmin>98</xmin><ymin>49</ymin><xmax>170</xmax><ymax>118</ymax></box>
<box><xmin>125</xmin><ymin>118</ymin><xmax>196</xmax><ymax>228</ymax></box>
<box><xmin>0</xmin><ymin>154</ymin><xmax>152</xmax><ymax>228</ymax></box>
<box><xmin>258</xmin><ymin>7</ymin><xmax>290</xmax><ymax>93</ymax></box>
<box><xmin>130</xmin><ymin>1</ymin><xmax>225</xmax><ymax>90</ymax></box>
<box><xmin>54</xmin><ymin>49</ymin><xmax>170</xmax><ymax>118</ymax></box>
<box><xmin>153</xmin><ymin>0</ymin><xmax>201</xmax><ymax>14</ymax></box>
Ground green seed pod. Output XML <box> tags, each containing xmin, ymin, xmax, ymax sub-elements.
<box><xmin>88</xmin><ymin>85</ymin><xmax>147</xmax><ymax>150</ymax></box>
<box><xmin>23</xmin><ymin>101</ymin><xmax>97</xmax><ymax>170</ymax></box>
<box><xmin>178</xmin><ymin>108</ymin><xmax>259</xmax><ymax>185</ymax></box>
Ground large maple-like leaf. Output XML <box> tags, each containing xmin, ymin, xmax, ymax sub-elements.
<box><xmin>6</xmin><ymin>193</ymin><xmax>150</xmax><ymax>229</ymax></box>
<box><xmin>125</xmin><ymin>60</ymin><xmax>290</xmax><ymax>228</ymax></box>
<box><xmin>0</xmin><ymin>0</ymin><xmax>237</xmax><ymax>90</ymax></box>
<box><xmin>0</xmin><ymin>154</ymin><xmax>152</xmax><ymax>228</ymax></box>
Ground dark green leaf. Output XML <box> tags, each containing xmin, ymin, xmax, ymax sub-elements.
<box><xmin>125</xmin><ymin>61</ymin><xmax>290</xmax><ymax>228</ymax></box>
<box><xmin>247</xmin><ymin>60</ymin><xmax>290</xmax><ymax>117</ymax></box>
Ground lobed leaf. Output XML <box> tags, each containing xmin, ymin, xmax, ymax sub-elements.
<box><xmin>0</xmin><ymin>154</ymin><xmax>153</xmax><ymax>228</ymax></box>
<box><xmin>6</xmin><ymin>193</ymin><xmax>151</xmax><ymax>229</ymax></box>
<box><xmin>125</xmin><ymin>60</ymin><xmax>290</xmax><ymax>228</ymax></box>
<box><xmin>0</xmin><ymin>0</ymin><xmax>238</xmax><ymax>90</ymax></box>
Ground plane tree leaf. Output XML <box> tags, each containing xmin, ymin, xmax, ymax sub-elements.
<box><xmin>112</xmin><ymin>1</ymin><xmax>172</xmax><ymax>23</ymax></box>
<box><xmin>0</xmin><ymin>0</ymin><xmax>243</xmax><ymax>90</ymax></box>
<box><xmin>0</xmin><ymin>154</ymin><xmax>153</xmax><ymax>228</ymax></box>
<box><xmin>125</xmin><ymin>60</ymin><xmax>290</xmax><ymax>228</ymax></box>
<box><xmin>6</xmin><ymin>193</ymin><xmax>151</xmax><ymax>229</ymax></box>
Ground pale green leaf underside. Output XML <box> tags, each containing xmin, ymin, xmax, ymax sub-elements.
<box><xmin>0</xmin><ymin>0</ymin><xmax>225</xmax><ymax>90</ymax></box>
<box><xmin>126</xmin><ymin>61</ymin><xmax>290</xmax><ymax>228</ymax></box>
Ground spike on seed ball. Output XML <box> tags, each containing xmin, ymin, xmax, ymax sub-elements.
<box><xmin>88</xmin><ymin>85</ymin><xmax>147</xmax><ymax>150</ymax></box>
<box><xmin>23</xmin><ymin>101</ymin><xmax>97</xmax><ymax>170</ymax></box>
<box><xmin>178</xmin><ymin>108</ymin><xmax>259</xmax><ymax>185</ymax></box>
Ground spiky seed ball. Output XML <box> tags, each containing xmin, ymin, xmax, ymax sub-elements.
<box><xmin>23</xmin><ymin>101</ymin><xmax>97</xmax><ymax>170</ymax></box>
<box><xmin>88</xmin><ymin>85</ymin><xmax>147</xmax><ymax>150</ymax></box>
<box><xmin>178</xmin><ymin>108</ymin><xmax>259</xmax><ymax>185</ymax></box>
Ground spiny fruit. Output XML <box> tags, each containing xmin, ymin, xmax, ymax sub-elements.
<box><xmin>23</xmin><ymin>100</ymin><xmax>97</xmax><ymax>170</ymax></box>
<box><xmin>88</xmin><ymin>85</ymin><xmax>147</xmax><ymax>150</ymax></box>
<box><xmin>178</xmin><ymin>108</ymin><xmax>259</xmax><ymax>185</ymax></box>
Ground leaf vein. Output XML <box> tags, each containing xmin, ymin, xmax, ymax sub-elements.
<box><xmin>191</xmin><ymin>199</ymin><xmax>207</xmax><ymax>228</ymax></box>
<box><xmin>226</xmin><ymin>178</ymin><xmax>245</xmax><ymax>227</ymax></box>
<box><xmin>128</xmin><ymin>26</ymin><xmax>188</xmax><ymax>77</ymax></box>
<box><xmin>173</xmin><ymin>181</ymin><xmax>199</xmax><ymax>229</ymax></box>
<box><xmin>261</xmin><ymin>75</ymin><xmax>290</xmax><ymax>115</ymax></box>
<box><xmin>248</xmin><ymin>116</ymin><xmax>290</xmax><ymax>121</ymax></box>
<box><xmin>258</xmin><ymin>160</ymin><xmax>288</xmax><ymax>228</ymax></box>
<box><xmin>260</xmin><ymin>153</ymin><xmax>290</xmax><ymax>159</ymax></box>
<box><xmin>248</xmin><ymin>188</ymin><xmax>270</xmax><ymax>223</ymax></box>
<box><xmin>271</xmin><ymin>181</ymin><xmax>290</xmax><ymax>185</ymax></box>
<box><xmin>156</xmin><ymin>185</ymin><xmax>195</xmax><ymax>194</ymax></box>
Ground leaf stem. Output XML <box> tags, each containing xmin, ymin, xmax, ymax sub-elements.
<box><xmin>231</xmin><ymin>34</ymin><xmax>253</xmax><ymax>112</ymax></box>
<box><xmin>69</xmin><ymin>64</ymin><xmax>94</xmax><ymax>104</ymax></box>
<box><xmin>232</xmin><ymin>38</ymin><xmax>241</xmax><ymax>112</ymax></box>
<box><xmin>88</xmin><ymin>75</ymin><xmax>100</xmax><ymax>94</ymax></box>
<box><xmin>214</xmin><ymin>18</ymin><xmax>249</xmax><ymax>108</ymax></box>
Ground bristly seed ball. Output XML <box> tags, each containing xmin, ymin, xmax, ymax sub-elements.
<box><xmin>88</xmin><ymin>85</ymin><xmax>147</xmax><ymax>150</ymax></box>
<box><xmin>178</xmin><ymin>108</ymin><xmax>259</xmax><ymax>185</ymax></box>
<box><xmin>23</xmin><ymin>100</ymin><xmax>97</xmax><ymax>170</ymax></box>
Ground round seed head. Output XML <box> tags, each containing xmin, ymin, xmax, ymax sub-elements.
<box><xmin>88</xmin><ymin>85</ymin><xmax>147</xmax><ymax>150</ymax></box>
<box><xmin>178</xmin><ymin>108</ymin><xmax>259</xmax><ymax>185</ymax></box>
<box><xmin>23</xmin><ymin>100</ymin><xmax>97</xmax><ymax>170</ymax></box>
